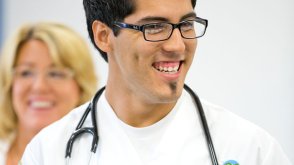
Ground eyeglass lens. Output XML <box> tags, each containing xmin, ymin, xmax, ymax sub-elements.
<box><xmin>13</xmin><ymin>67</ymin><xmax>74</xmax><ymax>84</ymax></box>
<box><xmin>143</xmin><ymin>20</ymin><xmax>206</xmax><ymax>41</ymax></box>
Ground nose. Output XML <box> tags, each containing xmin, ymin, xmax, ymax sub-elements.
<box><xmin>31</xmin><ymin>73</ymin><xmax>51</xmax><ymax>92</ymax></box>
<box><xmin>161</xmin><ymin>28</ymin><xmax>185</xmax><ymax>54</ymax></box>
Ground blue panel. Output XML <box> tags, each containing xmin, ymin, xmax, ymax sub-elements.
<box><xmin>0</xmin><ymin>0</ymin><xmax>3</xmax><ymax>48</ymax></box>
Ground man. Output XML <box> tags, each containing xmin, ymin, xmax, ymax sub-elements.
<box><xmin>21</xmin><ymin>0</ymin><xmax>292</xmax><ymax>164</ymax></box>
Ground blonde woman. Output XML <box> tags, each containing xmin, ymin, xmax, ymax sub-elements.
<box><xmin>0</xmin><ymin>22</ymin><xmax>98</xmax><ymax>165</ymax></box>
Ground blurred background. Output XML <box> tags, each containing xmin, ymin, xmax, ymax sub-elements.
<box><xmin>0</xmin><ymin>0</ymin><xmax>3</xmax><ymax>46</ymax></box>
<box><xmin>1</xmin><ymin>0</ymin><xmax>293</xmax><ymax>162</ymax></box>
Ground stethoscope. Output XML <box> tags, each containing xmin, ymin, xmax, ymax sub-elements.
<box><xmin>65</xmin><ymin>84</ymin><xmax>219</xmax><ymax>165</ymax></box>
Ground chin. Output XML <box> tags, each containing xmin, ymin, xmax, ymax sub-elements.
<box><xmin>156</xmin><ymin>91</ymin><xmax>182</xmax><ymax>104</ymax></box>
<box><xmin>33</xmin><ymin>118</ymin><xmax>57</xmax><ymax>130</ymax></box>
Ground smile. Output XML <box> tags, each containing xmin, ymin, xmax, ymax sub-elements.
<box><xmin>153</xmin><ymin>61</ymin><xmax>182</xmax><ymax>74</ymax></box>
<box><xmin>30</xmin><ymin>101</ymin><xmax>53</xmax><ymax>109</ymax></box>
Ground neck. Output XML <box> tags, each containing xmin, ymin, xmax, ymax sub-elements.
<box><xmin>6</xmin><ymin>125</ymin><xmax>36</xmax><ymax>165</ymax></box>
<box><xmin>105</xmin><ymin>84</ymin><xmax>177</xmax><ymax>127</ymax></box>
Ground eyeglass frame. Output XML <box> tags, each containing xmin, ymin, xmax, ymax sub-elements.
<box><xmin>113</xmin><ymin>17</ymin><xmax>208</xmax><ymax>42</ymax></box>
<box><xmin>12</xmin><ymin>66</ymin><xmax>75</xmax><ymax>85</ymax></box>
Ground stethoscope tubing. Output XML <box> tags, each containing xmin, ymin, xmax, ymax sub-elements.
<box><xmin>65</xmin><ymin>86</ymin><xmax>105</xmax><ymax>158</ymax></box>
<box><xmin>65</xmin><ymin>85</ymin><xmax>219</xmax><ymax>165</ymax></box>
<box><xmin>184</xmin><ymin>84</ymin><xmax>219</xmax><ymax>165</ymax></box>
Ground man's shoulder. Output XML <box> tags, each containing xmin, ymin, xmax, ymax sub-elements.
<box><xmin>200</xmin><ymin>99</ymin><xmax>269</xmax><ymax>136</ymax></box>
<box><xmin>181</xmin><ymin>90</ymin><xmax>273</xmax><ymax>141</ymax></box>
<box><xmin>188</xmin><ymin>97</ymin><xmax>291</xmax><ymax>163</ymax></box>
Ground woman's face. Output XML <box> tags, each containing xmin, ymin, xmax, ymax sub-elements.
<box><xmin>12</xmin><ymin>39</ymin><xmax>81</xmax><ymax>133</ymax></box>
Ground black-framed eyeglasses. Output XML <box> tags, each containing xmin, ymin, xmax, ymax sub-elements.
<box><xmin>114</xmin><ymin>17</ymin><xmax>208</xmax><ymax>42</ymax></box>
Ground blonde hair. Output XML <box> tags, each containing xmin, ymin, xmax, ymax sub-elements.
<box><xmin>0</xmin><ymin>22</ymin><xmax>98</xmax><ymax>138</ymax></box>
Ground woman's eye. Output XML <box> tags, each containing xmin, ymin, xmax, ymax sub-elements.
<box><xmin>18</xmin><ymin>70</ymin><xmax>34</xmax><ymax>78</ymax></box>
<box><xmin>48</xmin><ymin>70</ymin><xmax>67</xmax><ymax>79</ymax></box>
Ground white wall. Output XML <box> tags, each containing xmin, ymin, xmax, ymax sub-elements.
<box><xmin>2</xmin><ymin>0</ymin><xmax>293</xmax><ymax>162</ymax></box>
<box><xmin>191</xmin><ymin>0</ymin><xmax>294</xmax><ymax>162</ymax></box>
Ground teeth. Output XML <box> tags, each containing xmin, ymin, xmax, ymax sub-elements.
<box><xmin>31</xmin><ymin>101</ymin><xmax>52</xmax><ymax>108</ymax></box>
<box><xmin>155</xmin><ymin>65</ymin><xmax>179</xmax><ymax>74</ymax></box>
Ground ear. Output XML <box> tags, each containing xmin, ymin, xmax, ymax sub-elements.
<box><xmin>92</xmin><ymin>20</ymin><xmax>112</xmax><ymax>53</ymax></box>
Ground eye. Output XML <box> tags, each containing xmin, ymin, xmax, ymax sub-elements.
<box><xmin>15</xmin><ymin>68</ymin><xmax>34</xmax><ymax>78</ymax></box>
<box><xmin>180</xmin><ymin>20</ymin><xmax>194</xmax><ymax>32</ymax></box>
<box><xmin>144</xmin><ymin>23</ymin><xmax>166</xmax><ymax>34</ymax></box>
<box><xmin>47</xmin><ymin>68</ymin><xmax>73</xmax><ymax>80</ymax></box>
<box><xmin>48</xmin><ymin>69</ymin><xmax>68</xmax><ymax>79</ymax></box>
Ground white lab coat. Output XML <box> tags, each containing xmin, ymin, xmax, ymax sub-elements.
<box><xmin>21</xmin><ymin>90</ymin><xmax>292</xmax><ymax>165</ymax></box>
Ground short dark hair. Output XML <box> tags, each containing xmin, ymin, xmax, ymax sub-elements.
<box><xmin>83</xmin><ymin>0</ymin><xmax>197</xmax><ymax>62</ymax></box>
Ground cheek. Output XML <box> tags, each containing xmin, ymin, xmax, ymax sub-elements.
<box><xmin>56</xmin><ymin>82</ymin><xmax>81</xmax><ymax>109</ymax></box>
<box><xmin>187</xmin><ymin>39</ymin><xmax>197</xmax><ymax>52</ymax></box>
<box><xmin>186</xmin><ymin>40</ymin><xmax>197</xmax><ymax>61</ymax></box>
<box><xmin>113</xmin><ymin>39</ymin><xmax>145</xmax><ymax>72</ymax></box>
<box><xmin>11</xmin><ymin>82</ymin><xmax>27</xmax><ymax>112</ymax></box>
<box><xmin>115</xmin><ymin>32</ymin><xmax>151</xmax><ymax>61</ymax></box>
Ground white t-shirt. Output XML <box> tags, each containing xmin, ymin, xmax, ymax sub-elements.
<box><xmin>21</xmin><ymin>90</ymin><xmax>292</xmax><ymax>165</ymax></box>
<box><xmin>118</xmin><ymin>96</ymin><xmax>179</xmax><ymax>163</ymax></box>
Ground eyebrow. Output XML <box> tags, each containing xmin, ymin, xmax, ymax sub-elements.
<box><xmin>14</xmin><ymin>62</ymin><xmax>56</xmax><ymax>68</ymax></box>
<box><xmin>14</xmin><ymin>62</ymin><xmax>34</xmax><ymax>67</ymax></box>
<box><xmin>180</xmin><ymin>12</ymin><xmax>197</xmax><ymax>20</ymax></box>
<box><xmin>137</xmin><ymin>12</ymin><xmax>197</xmax><ymax>24</ymax></box>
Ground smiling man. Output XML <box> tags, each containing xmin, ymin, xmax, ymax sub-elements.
<box><xmin>21</xmin><ymin>0</ymin><xmax>292</xmax><ymax>164</ymax></box>
<box><xmin>101</xmin><ymin>0</ymin><xmax>198</xmax><ymax>128</ymax></box>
